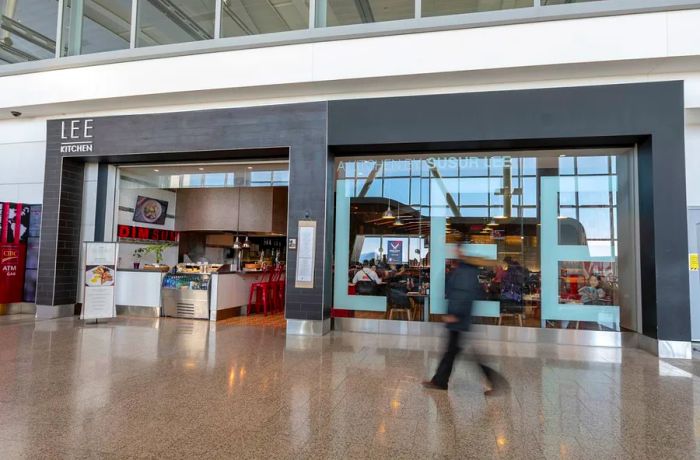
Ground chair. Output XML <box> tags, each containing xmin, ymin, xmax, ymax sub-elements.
<box><xmin>386</xmin><ymin>283</ymin><xmax>412</xmax><ymax>321</ymax></box>
<box><xmin>248</xmin><ymin>267</ymin><xmax>275</xmax><ymax>316</ymax></box>
<box><xmin>270</xmin><ymin>265</ymin><xmax>285</xmax><ymax>313</ymax></box>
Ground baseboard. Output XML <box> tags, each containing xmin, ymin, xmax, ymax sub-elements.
<box><xmin>35</xmin><ymin>304</ymin><xmax>76</xmax><ymax>319</ymax></box>
<box><xmin>209</xmin><ymin>307</ymin><xmax>242</xmax><ymax>321</ymax></box>
<box><xmin>116</xmin><ymin>305</ymin><xmax>161</xmax><ymax>318</ymax></box>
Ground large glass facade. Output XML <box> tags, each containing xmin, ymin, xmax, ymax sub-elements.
<box><xmin>61</xmin><ymin>0</ymin><xmax>131</xmax><ymax>57</ymax></box>
<box><xmin>136</xmin><ymin>0</ymin><xmax>215</xmax><ymax>48</ymax></box>
<box><xmin>0</xmin><ymin>1</ymin><xmax>673</xmax><ymax>64</ymax></box>
<box><xmin>221</xmin><ymin>1</ymin><xmax>309</xmax><ymax>38</ymax></box>
<box><xmin>334</xmin><ymin>148</ymin><xmax>638</xmax><ymax>332</ymax></box>
<box><xmin>0</xmin><ymin>0</ymin><xmax>58</xmax><ymax>64</ymax></box>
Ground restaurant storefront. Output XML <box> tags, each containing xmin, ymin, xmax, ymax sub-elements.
<box><xmin>333</xmin><ymin>148</ymin><xmax>639</xmax><ymax>335</ymax></box>
<box><xmin>34</xmin><ymin>81</ymin><xmax>692</xmax><ymax>357</ymax></box>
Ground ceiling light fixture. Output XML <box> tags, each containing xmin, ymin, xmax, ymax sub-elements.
<box><xmin>393</xmin><ymin>203</ymin><xmax>405</xmax><ymax>227</ymax></box>
<box><xmin>487</xmin><ymin>219</ymin><xmax>498</xmax><ymax>227</ymax></box>
<box><xmin>382</xmin><ymin>199</ymin><xmax>395</xmax><ymax>220</ymax></box>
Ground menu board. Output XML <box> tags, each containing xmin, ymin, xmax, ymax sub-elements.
<box><xmin>295</xmin><ymin>221</ymin><xmax>316</xmax><ymax>289</ymax></box>
<box><xmin>82</xmin><ymin>242</ymin><xmax>117</xmax><ymax>321</ymax></box>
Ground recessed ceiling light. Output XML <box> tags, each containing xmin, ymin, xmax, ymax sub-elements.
<box><xmin>247</xmin><ymin>166</ymin><xmax>253</xmax><ymax>170</ymax></box>
<box><xmin>198</xmin><ymin>167</ymin><xmax>204</xmax><ymax>171</ymax></box>
<box><xmin>153</xmin><ymin>169</ymin><xmax>159</xmax><ymax>172</ymax></box>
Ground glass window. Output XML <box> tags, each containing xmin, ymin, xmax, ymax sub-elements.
<box><xmin>319</xmin><ymin>0</ymin><xmax>413</xmax><ymax>27</ymax></box>
<box><xmin>333</xmin><ymin>148</ymin><xmax>638</xmax><ymax>334</ymax></box>
<box><xmin>137</xmin><ymin>0</ymin><xmax>215</xmax><ymax>48</ymax></box>
<box><xmin>0</xmin><ymin>0</ymin><xmax>58</xmax><ymax>64</ymax></box>
<box><xmin>422</xmin><ymin>0</ymin><xmax>533</xmax><ymax>18</ymax></box>
<box><xmin>221</xmin><ymin>0</ymin><xmax>308</xmax><ymax>38</ymax></box>
<box><xmin>61</xmin><ymin>0</ymin><xmax>131</xmax><ymax>57</ymax></box>
<box><xmin>544</xmin><ymin>0</ymin><xmax>602</xmax><ymax>4</ymax></box>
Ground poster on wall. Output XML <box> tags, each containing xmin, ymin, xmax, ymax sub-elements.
<box><xmin>295</xmin><ymin>221</ymin><xmax>316</xmax><ymax>289</ymax></box>
<box><xmin>133</xmin><ymin>196</ymin><xmax>168</xmax><ymax>225</ymax></box>
<box><xmin>81</xmin><ymin>242</ymin><xmax>118</xmax><ymax>321</ymax></box>
<box><xmin>387</xmin><ymin>240</ymin><xmax>403</xmax><ymax>264</ymax></box>
<box><xmin>0</xmin><ymin>202</ymin><xmax>27</xmax><ymax>303</ymax></box>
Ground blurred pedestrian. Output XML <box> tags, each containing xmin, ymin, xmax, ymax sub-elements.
<box><xmin>423</xmin><ymin>246</ymin><xmax>493</xmax><ymax>394</ymax></box>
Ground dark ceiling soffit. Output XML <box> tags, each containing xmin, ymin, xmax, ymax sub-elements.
<box><xmin>59</xmin><ymin>147</ymin><xmax>289</xmax><ymax>164</ymax></box>
<box><xmin>328</xmin><ymin>136</ymin><xmax>644</xmax><ymax>156</ymax></box>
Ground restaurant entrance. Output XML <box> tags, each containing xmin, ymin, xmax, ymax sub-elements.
<box><xmin>107</xmin><ymin>160</ymin><xmax>290</xmax><ymax>324</ymax></box>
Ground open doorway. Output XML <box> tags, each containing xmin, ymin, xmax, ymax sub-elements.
<box><xmin>111</xmin><ymin>160</ymin><xmax>289</xmax><ymax>325</ymax></box>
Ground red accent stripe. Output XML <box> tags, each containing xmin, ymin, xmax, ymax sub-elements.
<box><xmin>1</xmin><ymin>203</ymin><xmax>8</xmax><ymax>243</ymax></box>
<box><xmin>14</xmin><ymin>203</ymin><xmax>22</xmax><ymax>242</ymax></box>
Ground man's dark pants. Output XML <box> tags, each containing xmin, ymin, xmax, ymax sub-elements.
<box><xmin>432</xmin><ymin>330</ymin><xmax>461</xmax><ymax>387</ymax></box>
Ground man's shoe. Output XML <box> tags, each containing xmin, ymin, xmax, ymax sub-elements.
<box><xmin>422</xmin><ymin>380</ymin><xmax>448</xmax><ymax>390</ymax></box>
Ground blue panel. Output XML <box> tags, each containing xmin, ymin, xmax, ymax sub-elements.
<box><xmin>473</xmin><ymin>300</ymin><xmax>500</xmax><ymax>317</ymax></box>
<box><xmin>333</xmin><ymin>180</ymin><xmax>387</xmax><ymax>312</ymax></box>
<box><xmin>540</xmin><ymin>177</ymin><xmax>620</xmax><ymax>326</ymax></box>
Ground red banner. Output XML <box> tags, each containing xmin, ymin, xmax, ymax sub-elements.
<box><xmin>117</xmin><ymin>224</ymin><xmax>179</xmax><ymax>242</ymax></box>
<box><xmin>0</xmin><ymin>243</ymin><xmax>26</xmax><ymax>303</ymax></box>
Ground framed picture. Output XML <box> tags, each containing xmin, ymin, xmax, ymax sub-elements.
<box><xmin>133</xmin><ymin>196</ymin><xmax>168</xmax><ymax>225</ymax></box>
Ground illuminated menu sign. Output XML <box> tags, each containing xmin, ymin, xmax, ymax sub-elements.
<box><xmin>117</xmin><ymin>225</ymin><xmax>179</xmax><ymax>242</ymax></box>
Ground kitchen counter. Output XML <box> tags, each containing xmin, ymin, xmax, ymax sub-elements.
<box><xmin>209</xmin><ymin>271</ymin><xmax>268</xmax><ymax>320</ymax></box>
<box><xmin>115</xmin><ymin>270</ymin><xmax>166</xmax><ymax>316</ymax></box>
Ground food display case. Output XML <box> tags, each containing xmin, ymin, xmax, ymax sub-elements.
<box><xmin>161</xmin><ymin>272</ymin><xmax>211</xmax><ymax>319</ymax></box>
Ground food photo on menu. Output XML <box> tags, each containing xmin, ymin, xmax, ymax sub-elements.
<box><xmin>133</xmin><ymin>196</ymin><xmax>168</xmax><ymax>225</ymax></box>
<box><xmin>85</xmin><ymin>265</ymin><xmax>115</xmax><ymax>287</ymax></box>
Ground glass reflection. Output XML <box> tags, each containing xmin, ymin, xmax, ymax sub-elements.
<box><xmin>61</xmin><ymin>0</ymin><xmax>131</xmax><ymax>57</ymax></box>
<box><xmin>334</xmin><ymin>149</ymin><xmax>637</xmax><ymax>333</ymax></box>
<box><xmin>137</xmin><ymin>0</ymin><xmax>215</xmax><ymax>47</ymax></box>
<box><xmin>0</xmin><ymin>0</ymin><xmax>58</xmax><ymax>64</ymax></box>
<box><xmin>422</xmin><ymin>0</ymin><xmax>533</xmax><ymax>17</ymax></box>
<box><xmin>221</xmin><ymin>0</ymin><xmax>308</xmax><ymax>38</ymax></box>
<box><xmin>319</xmin><ymin>0</ymin><xmax>414</xmax><ymax>27</ymax></box>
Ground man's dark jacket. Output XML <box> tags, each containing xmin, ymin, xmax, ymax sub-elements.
<box><xmin>446</xmin><ymin>262</ymin><xmax>484</xmax><ymax>332</ymax></box>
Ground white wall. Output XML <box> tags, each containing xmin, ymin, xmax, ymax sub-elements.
<box><xmin>116</xmin><ymin>172</ymin><xmax>178</xmax><ymax>269</ymax></box>
<box><xmin>686</xmin><ymin>124</ymin><xmax>700</xmax><ymax>207</ymax></box>
<box><xmin>0</xmin><ymin>118</ymin><xmax>46</xmax><ymax>204</ymax></box>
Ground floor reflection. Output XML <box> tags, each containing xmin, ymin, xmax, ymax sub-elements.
<box><xmin>0</xmin><ymin>315</ymin><xmax>697</xmax><ymax>458</ymax></box>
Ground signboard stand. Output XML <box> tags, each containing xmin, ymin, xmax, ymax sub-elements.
<box><xmin>295</xmin><ymin>221</ymin><xmax>316</xmax><ymax>289</ymax></box>
<box><xmin>81</xmin><ymin>242</ymin><xmax>118</xmax><ymax>322</ymax></box>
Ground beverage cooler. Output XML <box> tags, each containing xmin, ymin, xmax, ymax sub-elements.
<box><xmin>161</xmin><ymin>273</ymin><xmax>211</xmax><ymax>319</ymax></box>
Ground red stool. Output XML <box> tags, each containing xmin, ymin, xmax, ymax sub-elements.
<box><xmin>271</xmin><ymin>266</ymin><xmax>285</xmax><ymax>313</ymax></box>
<box><xmin>248</xmin><ymin>267</ymin><xmax>275</xmax><ymax>316</ymax></box>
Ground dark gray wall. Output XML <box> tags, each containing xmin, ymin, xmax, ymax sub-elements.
<box><xmin>328</xmin><ymin>81</ymin><xmax>689</xmax><ymax>342</ymax></box>
<box><xmin>41</xmin><ymin>103</ymin><xmax>331</xmax><ymax>321</ymax></box>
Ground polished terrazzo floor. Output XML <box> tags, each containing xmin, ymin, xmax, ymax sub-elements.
<box><xmin>0</xmin><ymin>316</ymin><xmax>699</xmax><ymax>459</ymax></box>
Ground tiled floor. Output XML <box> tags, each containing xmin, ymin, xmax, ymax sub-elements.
<box><xmin>0</xmin><ymin>316</ymin><xmax>698</xmax><ymax>459</ymax></box>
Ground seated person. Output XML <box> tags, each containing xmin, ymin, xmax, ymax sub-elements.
<box><xmin>352</xmin><ymin>261</ymin><xmax>381</xmax><ymax>284</ymax></box>
<box><xmin>578</xmin><ymin>274</ymin><xmax>607</xmax><ymax>305</ymax></box>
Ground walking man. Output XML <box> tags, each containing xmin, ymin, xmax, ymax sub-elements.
<box><xmin>423</xmin><ymin>246</ymin><xmax>493</xmax><ymax>393</ymax></box>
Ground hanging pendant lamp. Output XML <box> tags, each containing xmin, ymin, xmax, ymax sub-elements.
<box><xmin>382</xmin><ymin>198</ymin><xmax>395</xmax><ymax>219</ymax></box>
<box><xmin>393</xmin><ymin>203</ymin><xmax>404</xmax><ymax>227</ymax></box>
<box><xmin>242</xmin><ymin>236</ymin><xmax>250</xmax><ymax>249</ymax></box>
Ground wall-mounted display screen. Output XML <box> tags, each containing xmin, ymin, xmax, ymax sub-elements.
<box><xmin>133</xmin><ymin>196</ymin><xmax>168</xmax><ymax>225</ymax></box>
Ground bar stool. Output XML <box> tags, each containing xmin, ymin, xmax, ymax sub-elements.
<box><xmin>274</xmin><ymin>267</ymin><xmax>286</xmax><ymax>313</ymax></box>
<box><xmin>269</xmin><ymin>266</ymin><xmax>284</xmax><ymax>313</ymax></box>
<box><xmin>248</xmin><ymin>267</ymin><xmax>275</xmax><ymax>316</ymax></box>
